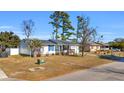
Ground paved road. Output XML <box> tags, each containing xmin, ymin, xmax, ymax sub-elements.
<box><xmin>47</xmin><ymin>62</ymin><xmax>124</xmax><ymax>81</ymax></box>
<box><xmin>0</xmin><ymin>78</ymin><xmax>22</xmax><ymax>81</ymax></box>
<box><xmin>0</xmin><ymin>68</ymin><xmax>21</xmax><ymax>81</ymax></box>
<box><xmin>0</xmin><ymin>68</ymin><xmax>8</xmax><ymax>79</ymax></box>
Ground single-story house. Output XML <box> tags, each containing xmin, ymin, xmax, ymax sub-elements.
<box><xmin>89</xmin><ymin>43</ymin><xmax>101</xmax><ymax>52</ymax></box>
<box><xmin>100</xmin><ymin>43</ymin><xmax>110</xmax><ymax>51</ymax></box>
<box><xmin>85</xmin><ymin>42</ymin><xmax>110</xmax><ymax>52</ymax></box>
<box><xmin>19</xmin><ymin>39</ymin><xmax>80</xmax><ymax>56</ymax></box>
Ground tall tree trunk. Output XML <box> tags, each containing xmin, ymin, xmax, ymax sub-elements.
<box><xmin>81</xmin><ymin>46</ymin><xmax>85</xmax><ymax>56</ymax></box>
<box><xmin>77</xmin><ymin>21</ymin><xmax>79</xmax><ymax>43</ymax></box>
<box><xmin>67</xmin><ymin>45</ymin><xmax>69</xmax><ymax>55</ymax></box>
<box><xmin>62</xmin><ymin>21</ymin><xmax>65</xmax><ymax>40</ymax></box>
<box><xmin>81</xmin><ymin>41</ymin><xmax>86</xmax><ymax>57</ymax></box>
<box><xmin>76</xmin><ymin>31</ymin><xmax>78</xmax><ymax>43</ymax></box>
<box><xmin>55</xmin><ymin>29</ymin><xmax>58</xmax><ymax>40</ymax></box>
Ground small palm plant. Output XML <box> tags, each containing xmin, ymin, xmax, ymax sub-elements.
<box><xmin>28</xmin><ymin>38</ymin><xmax>42</xmax><ymax>57</ymax></box>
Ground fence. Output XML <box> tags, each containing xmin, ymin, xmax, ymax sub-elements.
<box><xmin>6</xmin><ymin>48</ymin><xmax>19</xmax><ymax>55</ymax></box>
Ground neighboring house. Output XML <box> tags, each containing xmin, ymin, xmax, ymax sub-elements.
<box><xmin>19</xmin><ymin>39</ymin><xmax>79</xmax><ymax>56</ymax></box>
<box><xmin>85</xmin><ymin>42</ymin><xmax>110</xmax><ymax>52</ymax></box>
<box><xmin>100</xmin><ymin>43</ymin><xmax>110</xmax><ymax>51</ymax></box>
<box><xmin>89</xmin><ymin>43</ymin><xmax>101</xmax><ymax>52</ymax></box>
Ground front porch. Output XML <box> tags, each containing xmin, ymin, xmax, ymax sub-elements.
<box><xmin>55</xmin><ymin>45</ymin><xmax>78</xmax><ymax>55</ymax></box>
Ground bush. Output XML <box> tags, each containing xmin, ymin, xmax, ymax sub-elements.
<box><xmin>0</xmin><ymin>51</ymin><xmax>8</xmax><ymax>58</ymax></box>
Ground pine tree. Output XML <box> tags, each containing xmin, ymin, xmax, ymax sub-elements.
<box><xmin>49</xmin><ymin>11</ymin><xmax>74</xmax><ymax>40</ymax></box>
<box><xmin>49</xmin><ymin>11</ymin><xmax>61</xmax><ymax>40</ymax></box>
<box><xmin>60</xmin><ymin>12</ymin><xmax>74</xmax><ymax>40</ymax></box>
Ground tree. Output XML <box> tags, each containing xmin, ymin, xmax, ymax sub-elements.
<box><xmin>109</xmin><ymin>38</ymin><xmax>124</xmax><ymax>51</ymax></box>
<box><xmin>22</xmin><ymin>19</ymin><xmax>35</xmax><ymax>57</ymax></box>
<box><xmin>49</xmin><ymin>11</ymin><xmax>74</xmax><ymax>40</ymax></box>
<box><xmin>0</xmin><ymin>31</ymin><xmax>20</xmax><ymax>48</ymax></box>
<box><xmin>114</xmin><ymin>38</ymin><xmax>124</xmax><ymax>42</ymax></box>
<box><xmin>29</xmin><ymin>39</ymin><xmax>42</xmax><ymax>50</ymax></box>
<box><xmin>49</xmin><ymin>11</ymin><xmax>61</xmax><ymax>40</ymax></box>
<box><xmin>22</xmin><ymin>19</ymin><xmax>35</xmax><ymax>39</ymax></box>
<box><xmin>97</xmin><ymin>35</ymin><xmax>103</xmax><ymax>43</ymax></box>
<box><xmin>60</xmin><ymin>12</ymin><xmax>74</xmax><ymax>40</ymax></box>
<box><xmin>28</xmin><ymin>39</ymin><xmax>42</xmax><ymax>57</ymax></box>
<box><xmin>76</xmin><ymin>16</ymin><xmax>97</xmax><ymax>56</ymax></box>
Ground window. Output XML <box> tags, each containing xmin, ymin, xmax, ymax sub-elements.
<box><xmin>48</xmin><ymin>45</ymin><xmax>54</xmax><ymax>51</ymax></box>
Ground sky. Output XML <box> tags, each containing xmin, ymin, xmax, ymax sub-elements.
<box><xmin>0</xmin><ymin>11</ymin><xmax>124</xmax><ymax>42</ymax></box>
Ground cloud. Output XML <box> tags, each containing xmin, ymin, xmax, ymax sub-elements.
<box><xmin>0</xmin><ymin>26</ymin><xmax>24</xmax><ymax>39</ymax></box>
<box><xmin>0</xmin><ymin>25</ymin><xmax>23</xmax><ymax>34</ymax></box>
<box><xmin>0</xmin><ymin>26</ymin><xmax>14</xmax><ymax>29</ymax></box>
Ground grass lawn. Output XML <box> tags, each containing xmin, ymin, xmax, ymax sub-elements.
<box><xmin>0</xmin><ymin>55</ymin><xmax>112</xmax><ymax>80</ymax></box>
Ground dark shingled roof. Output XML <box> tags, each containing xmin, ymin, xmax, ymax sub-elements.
<box><xmin>21</xmin><ymin>39</ymin><xmax>79</xmax><ymax>46</ymax></box>
<box><xmin>89</xmin><ymin>42</ymin><xmax>110</xmax><ymax>46</ymax></box>
<box><xmin>90</xmin><ymin>42</ymin><xmax>101</xmax><ymax>46</ymax></box>
<box><xmin>49</xmin><ymin>39</ymin><xmax>79</xmax><ymax>45</ymax></box>
<box><xmin>41</xmin><ymin>40</ymin><xmax>56</xmax><ymax>45</ymax></box>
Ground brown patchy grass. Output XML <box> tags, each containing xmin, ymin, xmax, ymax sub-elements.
<box><xmin>0</xmin><ymin>55</ymin><xmax>112</xmax><ymax>80</ymax></box>
<box><xmin>111</xmin><ymin>52</ymin><xmax>124</xmax><ymax>57</ymax></box>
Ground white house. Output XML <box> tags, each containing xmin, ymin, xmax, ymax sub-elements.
<box><xmin>19</xmin><ymin>39</ymin><xmax>79</xmax><ymax>56</ymax></box>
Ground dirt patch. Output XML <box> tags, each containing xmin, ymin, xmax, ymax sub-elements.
<box><xmin>10</xmin><ymin>71</ymin><xmax>25</xmax><ymax>76</ymax></box>
<box><xmin>28</xmin><ymin>67</ymin><xmax>45</xmax><ymax>72</ymax></box>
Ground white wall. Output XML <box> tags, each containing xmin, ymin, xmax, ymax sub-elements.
<box><xmin>6</xmin><ymin>48</ymin><xmax>19</xmax><ymax>55</ymax></box>
<box><xmin>90</xmin><ymin>45</ymin><xmax>101</xmax><ymax>52</ymax></box>
<box><xmin>20</xmin><ymin>40</ymin><xmax>56</xmax><ymax>55</ymax></box>
<box><xmin>19</xmin><ymin>48</ymin><xmax>31</xmax><ymax>55</ymax></box>
<box><xmin>10</xmin><ymin>48</ymin><xmax>19</xmax><ymax>55</ymax></box>
<box><xmin>70</xmin><ymin>45</ymin><xmax>79</xmax><ymax>54</ymax></box>
<box><xmin>41</xmin><ymin>46</ymin><xmax>48</xmax><ymax>55</ymax></box>
<box><xmin>19</xmin><ymin>40</ymin><xmax>31</xmax><ymax>55</ymax></box>
<box><xmin>41</xmin><ymin>46</ymin><xmax>55</xmax><ymax>55</ymax></box>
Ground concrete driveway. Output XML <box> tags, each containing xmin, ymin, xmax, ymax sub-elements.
<box><xmin>47</xmin><ymin>62</ymin><xmax>124</xmax><ymax>81</ymax></box>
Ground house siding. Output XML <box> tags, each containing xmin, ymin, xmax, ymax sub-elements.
<box><xmin>19</xmin><ymin>40</ymin><xmax>31</xmax><ymax>55</ymax></box>
<box><xmin>19</xmin><ymin>39</ymin><xmax>80</xmax><ymax>56</ymax></box>
<box><xmin>69</xmin><ymin>45</ymin><xmax>79</xmax><ymax>54</ymax></box>
<box><xmin>41</xmin><ymin>45</ymin><xmax>55</xmax><ymax>55</ymax></box>
<box><xmin>90</xmin><ymin>45</ymin><xmax>101</xmax><ymax>52</ymax></box>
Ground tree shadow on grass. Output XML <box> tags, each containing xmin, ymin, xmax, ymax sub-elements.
<box><xmin>99</xmin><ymin>55</ymin><xmax>124</xmax><ymax>62</ymax></box>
